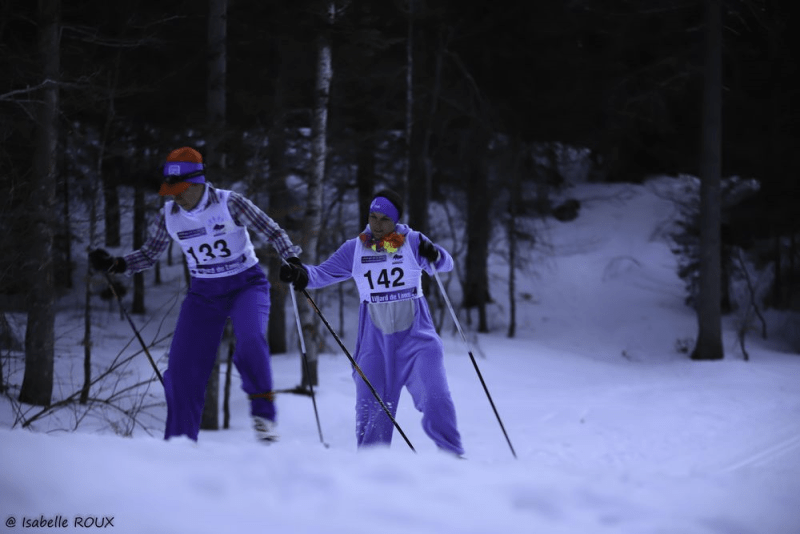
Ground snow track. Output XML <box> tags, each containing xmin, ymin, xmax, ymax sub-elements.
<box><xmin>718</xmin><ymin>433</ymin><xmax>800</xmax><ymax>474</ymax></box>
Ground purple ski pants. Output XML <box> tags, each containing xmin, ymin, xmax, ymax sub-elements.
<box><xmin>353</xmin><ymin>299</ymin><xmax>464</xmax><ymax>456</ymax></box>
<box><xmin>163</xmin><ymin>265</ymin><xmax>275</xmax><ymax>441</ymax></box>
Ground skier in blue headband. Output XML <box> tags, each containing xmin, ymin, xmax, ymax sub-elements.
<box><xmin>280</xmin><ymin>189</ymin><xmax>464</xmax><ymax>456</ymax></box>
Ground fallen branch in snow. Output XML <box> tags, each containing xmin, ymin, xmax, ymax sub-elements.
<box><xmin>15</xmin><ymin>333</ymin><xmax>171</xmax><ymax>435</ymax></box>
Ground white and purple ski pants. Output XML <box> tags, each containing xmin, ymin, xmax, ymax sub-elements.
<box><xmin>353</xmin><ymin>298</ymin><xmax>464</xmax><ymax>456</ymax></box>
<box><xmin>163</xmin><ymin>264</ymin><xmax>275</xmax><ymax>440</ymax></box>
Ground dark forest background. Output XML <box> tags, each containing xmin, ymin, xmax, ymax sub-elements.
<box><xmin>2</xmin><ymin>0</ymin><xmax>799</xmax><ymax>407</ymax></box>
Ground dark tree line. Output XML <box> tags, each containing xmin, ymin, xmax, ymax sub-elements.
<box><xmin>2</xmin><ymin>0</ymin><xmax>800</xmax><ymax>405</ymax></box>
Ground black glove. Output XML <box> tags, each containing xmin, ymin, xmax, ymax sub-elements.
<box><xmin>89</xmin><ymin>249</ymin><xmax>127</xmax><ymax>274</ymax></box>
<box><xmin>279</xmin><ymin>257</ymin><xmax>308</xmax><ymax>291</ymax></box>
<box><xmin>418</xmin><ymin>239</ymin><xmax>440</xmax><ymax>263</ymax></box>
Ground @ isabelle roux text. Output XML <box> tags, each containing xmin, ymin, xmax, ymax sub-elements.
<box><xmin>5</xmin><ymin>515</ymin><xmax>115</xmax><ymax>529</ymax></box>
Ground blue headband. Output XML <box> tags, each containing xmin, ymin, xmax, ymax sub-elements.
<box><xmin>162</xmin><ymin>161</ymin><xmax>206</xmax><ymax>185</ymax></box>
<box><xmin>369</xmin><ymin>196</ymin><xmax>400</xmax><ymax>224</ymax></box>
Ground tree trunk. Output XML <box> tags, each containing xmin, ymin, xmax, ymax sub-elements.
<box><xmin>81</xmin><ymin>183</ymin><xmax>97</xmax><ymax>405</ymax></box>
<box><xmin>356</xmin><ymin>133</ymin><xmax>376</xmax><ymax>228</ymax></box>
<box><xmin>267</xmin><ymin>255</ymin><xmax>288</xmax><ymax>355</ymax></box>
<box><xmin>300</xmin><ymin>0</ymin><xmax>335</xmax><ymax>387</ymax></box>
<box><xmin>265</xmin><ymin>153</ymin><xmax>287</xmax><ymax>354</ymax></box>
<box><xmin>206</xmin><ymin>0</ymin><xmax>227</xmax><ymax>173</ymax></box>
<box><xmin>691</xmin><ymin>0</ymin><xmax>724</xmax><ymax>361</ymax></box>
<box><xmin>0</xmin><ymin>315</ymin><xmax>5</xmax><ymax>393</ymax></box>
<box><xmin>202</xmin><ymin>0</ymin><xmax>227</xmax><ymax>431</ymax></box>
<box><xmin>19</xmin><ymin>0</ymin><xmax>60</xmax><ymax>407</ymax></box>
<box><xmin>401</xmin><ymin>0</ymin><xmax>414</xmax><ymax>202</ymax></box>
<box><xmin>132</xmin><ymin>184</ymin><xmax>146</xmax><ymax>314</ymax></box>
<box><xmin>55</xmin><ymin>148</ymin><xmax>72</xmax><ymax>289</ymax></box>
<box><xmin>772</xmin><ymin>234</ymin><xmax>782</xmax><ymax>307</ymax></box>
<box><xmin>266</xmin><ymin>33</ymin><xmax>305</xmax><ymax>354</ymax></box>
<box><xmin>103</xmin><ymin>176</ymin><xmax>121</xmax><ymax>248</ymax></box>
<box><xmin>534</xmin><ymin>145</ymin><xmax>557</xmax><ymax>216</ymax></box>
<box><xmin>789</xmin><ymin>231</ymin><xmax>796</xmax><ymax>308</ymax></box>
<box><xmin>507</xmin><ymin>140</ymin><xmax>523</xmax><ymax>339</ymax></box>
<box><xmin>101</xmin><ymin>67</ymin><xmax>121</xmax><ymax>250</ymax></box>
<box><xmin>408</xmin><ymin>24</ymin><xmax>448</xmax><ymax>304</ymax></box>
<box><xmin>463</xmin><ymin>129</ymin><xmax>491</xmax><ymax>333</ymax></box>
<box><xmin>82</xmin><ymin>74</ymin><xmax>118</xmax><ymax>404</ymax></box>
<box><xmin>407</xmin><ymin>22</ymin><xmax>447</xmax><ymax>237</ymax></box>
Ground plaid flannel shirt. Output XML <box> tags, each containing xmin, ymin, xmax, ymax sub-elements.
<box><xmin>123</xmin><ymin>185</ymin><xmax>301</xmax><ymax>274</ymax></box>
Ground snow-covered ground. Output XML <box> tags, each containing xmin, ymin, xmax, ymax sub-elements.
<box><xmin>2</xmin><ymin>178</ymin><xmax>799</xmax><ymax>534</ymax></box>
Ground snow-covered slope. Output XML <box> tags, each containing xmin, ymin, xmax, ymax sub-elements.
<box><xmin>2</xmin><ymin>179</ymin><xmax>799</xmax><ymax>534</ymax></box>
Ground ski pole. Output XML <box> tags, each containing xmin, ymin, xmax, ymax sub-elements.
<box><xmin>431</xmin><ymin>267</ymin><xmax>517</xmax><ymax>459</ymax></box>
<box><xmin>288</xmin><ymin>282</ymin><xmax>328</xmax><ymax>448</ymax></box>
<box><xmin>101</xmin><ymin>272</ymin><xmax>164</xmax><ymax>386</ymax></box>
<box><xmin>300</xmin><ymin>288</ymin><xmax>416</xmax><ymax>453</ymax></box>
